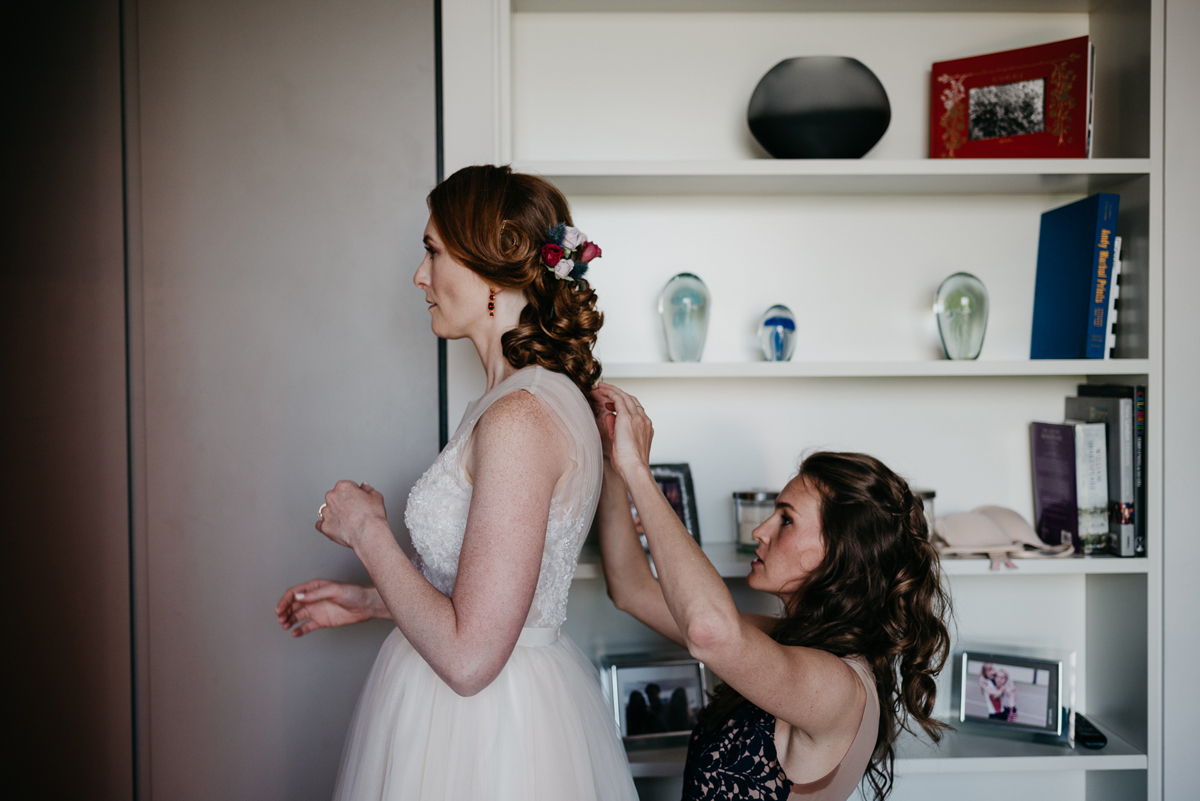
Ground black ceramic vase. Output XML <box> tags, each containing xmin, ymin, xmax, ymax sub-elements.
<box><xmin>747</xmin><ymin>56</ymin><xmax>891</xmax><ymax>159</ymax></box>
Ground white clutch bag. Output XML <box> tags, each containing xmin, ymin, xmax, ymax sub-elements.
<box><xmin>933</xmin><ymin>505</ymin><xmax>1074</xmax><ymax>570</ymax></box>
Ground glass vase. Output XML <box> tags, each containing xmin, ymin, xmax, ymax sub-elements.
<box><xmin>757</xmin><ymin>304</ymin><xmax>796</xmax><ymax>361</ymax></box>
<box><xmin>933</xmin><ymin>272</ymin><xmax>989</xmax><ymax>360</ymax></box>
<box><xmin>658</xmin><ymin>273</ymin><xmax>710</xmax><ymax>362</ymax></box>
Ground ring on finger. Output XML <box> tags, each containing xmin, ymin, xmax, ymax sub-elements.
<box><xmin>317</xmin><ymin>502</ymin><xmax>327</xmax><ymax>521</ymax></box>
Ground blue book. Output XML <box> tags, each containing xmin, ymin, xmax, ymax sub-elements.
<box><xmin>1030</xmin><ymin>193</ymin><xmax>1120</xmax><ymax>359</ymax></box>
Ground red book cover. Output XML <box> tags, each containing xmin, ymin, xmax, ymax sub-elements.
<box><xmin>930</xmin><ymin>36</ymin><xmax>1092</xmax><ymax>159</ymax></box>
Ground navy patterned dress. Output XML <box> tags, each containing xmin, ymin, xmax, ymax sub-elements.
<box><xmin>681</xmin><ymin>701</ymin><xmax>792</xmax><ymax>801</ymax></box>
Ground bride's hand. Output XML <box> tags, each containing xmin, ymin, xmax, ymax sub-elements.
<box><xmin>275</xmin><ymin>578</ymin><xmax>385</xmax><ymax>637</ymax></box>
<box><xmin>317</xmin><ymin>481</ymin><xmax>388</xmax><ymax>550</ymax></box>
<box><xmin>590</xmin><ymin>383</ymin><xmax>654</xmax><ymax>483</ymax></box>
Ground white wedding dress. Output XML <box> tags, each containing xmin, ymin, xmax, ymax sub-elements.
<box><xmin>332</xmin><ymin>365</ymin><xmax>638</xmax><ymax>801</ymax></box>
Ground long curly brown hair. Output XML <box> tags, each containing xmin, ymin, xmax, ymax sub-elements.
<box><xmin>697</xmin><ymin>451</ymin><xmax>952</xmax><ymax>801</ymax></box>
<box><xmin>427</xmin><ymin>165</ymin><xmax>603</xmax><ymax>394</ymax></box>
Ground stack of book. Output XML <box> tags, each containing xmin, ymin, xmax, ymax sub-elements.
<box><xmin>1031</xmin><ymin>384</ymin><xmax>1147</xmax><ymax>557</ymax></box>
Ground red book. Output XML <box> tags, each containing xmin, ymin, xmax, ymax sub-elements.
<box><xmin>930</xmin><ymin>36</ymin><xmax>1092</xmax><ymax>159</ymax></box>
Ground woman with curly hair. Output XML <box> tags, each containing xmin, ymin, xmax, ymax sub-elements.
<box><xmin>592</xmin><ymin>383</ymin><xmax>951</xmax><ymax>801</ymax></box>
<box><xmin>275</xmin><ymin>165</ymin><xmax>637</xmax><ymax>801</ymax></box>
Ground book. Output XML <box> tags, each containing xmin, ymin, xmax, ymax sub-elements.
<box><xmin>1104</xmin><ymin>236</ymin><xmax>1122</xmax><ymax>358</ymax></box>
<box><xmin>1031</xmin><ymin>422</ymin><xmax>1108</xmax><ymax>553</ymax></box>
<box><xmin>930</xmin><ymin>36</ymin><xmax>1093</xmax><ymax>159</ymax></box>
<box><xmin>1030</xmin><ymin>193</ymin><xmax>1121</xmax><ymax>359</ymax></box>
<box><xmin>1065</xmin><ymin>395</ymin><xmax>1136</xmax><ymax>556</ymax></box>
<box><xmin>1079</xmin><ymin>384</ymin><xmax>1147</xmax><ymax>555</ymax></box>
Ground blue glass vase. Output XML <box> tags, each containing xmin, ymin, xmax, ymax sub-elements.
<box><xmin>757</xmin><ymin>305</ymin><xmax>796</xmax><ymax>361</ymax></box>
<box><xmin>658</xmin><ymin>273</ymin><xmax>710</xmax><ymax>362</ymax></box>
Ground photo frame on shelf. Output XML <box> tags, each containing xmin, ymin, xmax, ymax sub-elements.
<box><xmin>956</xmin><ymin>648</ymin><xmax>1066</xmax><ymax>737</ymax></box>
<box><xmin>601</xmin><ymin>652</ymin><xmax>713</xmax><ymax>746</ymax></box>
<box><xmin>630</xmin><ymin>463</ymin><xmax>701</xmax><ymax>546</ymax></box>
<box><xmin>930</xmin><ymin>36</ymin><xmax>1093</xmax><ymax>159</ymax></box>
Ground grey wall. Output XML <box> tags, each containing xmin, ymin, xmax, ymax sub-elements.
<box><xmin>130</xmin><ymin>0</ymin><xmax>436</xmax><ymax>797</ymax></box>
<box><xmin>0</xmin><ymin>1</ymin><xmax>134</xmax><ymax>798</ymax></box>
<box><xmin>1162</xmin><ymin>1</ymin><xmax>1200</xmax><ymax>798</ymax></box>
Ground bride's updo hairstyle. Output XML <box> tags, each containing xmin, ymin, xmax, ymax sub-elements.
<box><xmin>697</xmin><ymin>451</ymin><xmax>952</xmax><ymax>801</ymax></box>
<box><xmin>428</xmin><ymin>165</ymin><xmax>603</xmax><ymax>393</ymax></box>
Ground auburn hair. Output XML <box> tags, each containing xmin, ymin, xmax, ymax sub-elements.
<box><xmin>427</xmin><ymin>165</ymin><xmax>603</xmax><ymax>393</ymax></box>
<box><xmin>697</xmin><ymin>451</ymin><xmax>952</xmax><ymax>801</ymax></box>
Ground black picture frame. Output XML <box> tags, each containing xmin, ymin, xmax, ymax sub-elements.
<box><xmin>630</xmin><ymin>463</ymin><xmax>701</xmax><ymax>545</ymax></box>
<box><xmin>957</xmin><ymin>649</ymin><xmax>1064</xmax><ymax>736</ymax></box>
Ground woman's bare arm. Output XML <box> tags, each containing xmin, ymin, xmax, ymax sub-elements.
<box><xmin>598</xmin><ymin>460</ymin><xmax>686</xmax><ymax>644</ymax></box>
<box><xmin>592</xmin><ymin>397</ymin><xmax>778</xmax><ymax>642</ymax></box>
<box><xmin>596</xmin><ymin>384</ymin><xmax>864</xmax><ymax>755</ymax></box>
<box><xmin>333</xmin><ymin>391</ymin><xmax>567</xmax><ymax>696</ymax></box>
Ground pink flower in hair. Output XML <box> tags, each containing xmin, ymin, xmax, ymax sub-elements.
<box><xmin>578</xmin><ymin>241</ymin><xmax>602</xmax><ymax>263</ymax></box>
<box><xmin>554</xmin><ymin>259</ymin><xmax>574</xmax><ymax>279</ymax></box>
<box><xmin>561</xmin><ymin>226</ymin><xmax>587</xmax><ymax>250</ymax></box>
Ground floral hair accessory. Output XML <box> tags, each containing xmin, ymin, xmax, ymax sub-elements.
<box><xmin>541</xmin><ymin>222</ymin><xmax>601</xmax><ymax>282</ymax></box>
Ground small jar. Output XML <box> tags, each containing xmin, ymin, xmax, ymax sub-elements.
<box><xmin>912</xmin><ymin>489</ymin><xmax>936</xmax><ymax>538</ymax></box>
<box><xmin>733</xmin><ymin>491</ymin><xmax>778</xmax><ymax>553</ymax></box>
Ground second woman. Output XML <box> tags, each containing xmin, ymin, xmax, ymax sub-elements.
<box><xmin>592</xmin><ymin>383</ymin><xmax>951</xmax><ymax>801</ymax></box>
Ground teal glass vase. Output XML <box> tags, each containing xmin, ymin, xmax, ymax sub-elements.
<box><xmin>658</xmin><ymin>273</ymin><xmax>710</xmax><ymax>362</ymax></box>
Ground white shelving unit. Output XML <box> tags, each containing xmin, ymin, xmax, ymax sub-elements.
<box><xmin>626</xmin><ymin>717</ymin><xmax>1146</xmax><ymax>779</ymax></box>
<box><xmin>574</xmin><ymin>543</ymin><xmax>1151</xmax><ymax>581</ymax></box>
<box><xmin>512</xmin><ymin>158</ymin><xmax>1151</xmax><ymax>196</ymax></box>
<box><xmin>443</xmin><ymin>1</ymin><xmax>1162</xmax><ymax>798</ymax></box>
<box><xmin>601</xmin><ymin>359</ymin><xmax>1152</xmax><ymax>379</ymax></box>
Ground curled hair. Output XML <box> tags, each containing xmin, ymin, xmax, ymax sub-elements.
<box><xmin>427</xmin><ymin>165</ymin><xmax>603</xmax><ymax>393</ymax></box>
<box><xmin>697</xmin><ymin>452</ymin><xmax>952</xmax><ymax>801</ymax></box>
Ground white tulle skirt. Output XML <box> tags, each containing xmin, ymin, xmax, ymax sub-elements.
<box><xmin>332</xmin><ymin>627</ymin><xmax>638</xmax><ymax>801</ymax></box>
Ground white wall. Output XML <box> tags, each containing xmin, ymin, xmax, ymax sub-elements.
<box><xmin>1161</xmin><ymin>1</ymin><xmax>1200</xmax><ymax>797</ymax></box>
<box><xmin>131</xmin><ymin>1</ymin><xmax>437</xmax><ymax>797</ymax></box>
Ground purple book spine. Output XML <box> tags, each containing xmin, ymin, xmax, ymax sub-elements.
<box><xmin>1031</xmin><ymin>422</ymin><xmax>1079</xmax><ymax>549</ymax></box>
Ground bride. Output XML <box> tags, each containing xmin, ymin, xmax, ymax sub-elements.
<box><xmin>274</xmin><ymin>165</ymin><xmax>637</xmax><ymax>801</ymax></box>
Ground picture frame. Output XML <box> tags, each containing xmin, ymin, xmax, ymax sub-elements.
<box><xmin>601</xmin><ymin>652</ymin><xmax>713</xmax><ymax>745</ymax></box>
<box><xmin>957</xmin><ymin>648</ymin><xmax>1064</xmax><ymax>736</ymax></box>
<box><xmin>630</xmin><ymin>463</ymin><xmax>701</xmax><ymax>545</ymax></box>
<box><xmin>930</xmin><ymin>36</ymin><xmax>1093</xmax><ymax>159</ymax></box>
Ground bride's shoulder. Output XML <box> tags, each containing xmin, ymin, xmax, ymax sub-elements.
<box><xmin>473</xmin><ymin>387</ymin><xmax>568</xmax><ymax>453</ymax></box>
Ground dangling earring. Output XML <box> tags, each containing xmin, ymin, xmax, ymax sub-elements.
<box><xmin>488</xmin><ymin>288</ymin><xmax>496</xmax><ymax>318</ymax></box>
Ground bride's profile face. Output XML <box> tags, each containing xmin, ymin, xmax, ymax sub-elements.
<box><xmin>414</xmin><ymin>218</ymin><xmax>491</xmax><ymax>339</ymax></box>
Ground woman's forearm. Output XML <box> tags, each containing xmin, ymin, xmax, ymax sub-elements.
<box><xmin>623</xmin><ymin>465</ymin><xmax>744</xmax><ymax>657</ymax></box>
<box><xmin>352</xmin><ymin>520</ymin><xmax>487</xmax><ymax>690</ymax></box>
<box><xmin>598</xmin><ymin>462</ymin><xmax>687</xmax><ymax>644</ymax></box>
<box><xmin>598</xmin><ymin>462</ymin><xmax>657</xmax><ymax>605</ymax></box>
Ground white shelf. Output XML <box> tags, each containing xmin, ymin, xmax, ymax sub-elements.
<box><xmin>600</xmin><ymin>360</ymin><xmax>1152</xmax><ymax>380</ymax></box>
<box><xmin>573</xmin><ymin>543</ymin><xmax>1148</xmax><ymax>581</ymax></box>
<box><xmin>513</xmin><ymin>159</ymin><xmax>1151</xmax><ymax>196</ymax></box>
<box><xmin>516</xmin><ymin>1</ymin><xmax>1102</xmax><ymax>12</ymax></box>
<box><xmin>625</xmin><ymin>716</ymin><xmax>1145</xmax><ymax>778</ymax></box>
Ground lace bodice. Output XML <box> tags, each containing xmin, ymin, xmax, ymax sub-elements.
<box><xmin>403</xmin><ymin>366</ymin><xmax>601</xmax><ymax>629</ymax></box>
<box><xmin>683</xmin><ymin>656</ymin><xmax>880</xmax><ymax>801</ymax></box>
